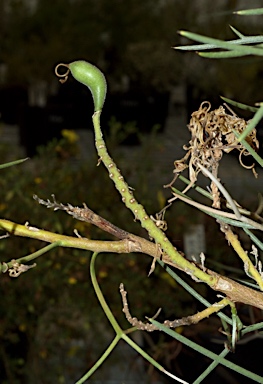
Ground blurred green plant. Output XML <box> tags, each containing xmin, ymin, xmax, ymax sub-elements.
<box><xmin>2</xmin><ymin>6</ymin><xmax>263</xmax><ymax>384</ymax></box>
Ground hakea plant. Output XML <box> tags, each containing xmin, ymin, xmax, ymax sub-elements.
<box><xmin>2</xmin><ymin>12</ymin><xmax>263</xmax><ymax>382</ymax></box>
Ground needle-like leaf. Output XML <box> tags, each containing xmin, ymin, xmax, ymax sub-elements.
<box><xmin>234</xmin><ymin>8</ymin><xmax>263</xmax><ymax>16</ymax></box>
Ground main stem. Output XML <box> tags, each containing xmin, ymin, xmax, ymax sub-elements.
<box><xmin>92</xmin><ymin>111</ymin><xmax>216</xmax><ymax>286</ymax></box>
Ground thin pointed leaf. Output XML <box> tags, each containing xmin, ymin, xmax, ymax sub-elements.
<box><xmin>235</xmin><ymin>8</ymin><xmax>263</xmax><ymax>16</ymax></box>
<box><xmin>178</xmin><ymin>30</ymin><xmax>263</xmax><ymax>56</ymax></box>
<box><xmin>220</xmin><ymin>96</ymin><xmax>259</xmax><ymax>112</ymax></box>
<box><xmin>175</xmin><ymin>43</ymin><xmax>222</xmax><ymax>51</ymax></box>
<box><xmin>0</xmin><ymin>157</ymin><xmax>29</xmax><ymax>170</ymax></box>
<box><xmin>199</xmin><ymin>50</ymin><xmax>251</xmax><ymax>58</ymax></box>
<box><xmin>177</xmin><ymin>176</ymin><xmax>213</xmax><ymax>200</ymax></box>
<box><xmin>229</xmin><ymin>25</ymin><xmax>245</xmax><ymax>38</ymax></box>
<box><xmin>175</xmin><ymin>35</ymin><xmax>263</xmax><ymax>51</ymax></box>
<box><xmin>242</xmin><ymin>321</ymin><xmax>263</xmax><ymax>335</ymax></box>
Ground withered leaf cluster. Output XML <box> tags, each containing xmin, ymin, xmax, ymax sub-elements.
<box><xmin>174</xmin><ymin>101</ymin><xmax>259</xmax><ymax>182</ymax></box>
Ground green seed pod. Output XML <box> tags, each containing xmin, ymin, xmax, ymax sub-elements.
<box><xmin>69</xmin><ymin>60</ymin><xmax>107</xmax><ymax>112</ymax></box>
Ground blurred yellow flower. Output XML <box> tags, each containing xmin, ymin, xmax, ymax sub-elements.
<box><xmin>39</xmin><ymin>349</ymin><xmax>48</xmax><ymax>359</ymax></box>
<box><xmin>34</xmin><ymin>177</ymin><xmax>42</xmax><ymax>184</ymax></box>
<box><xmin>79</xmin><ymin>256</ymin><xmax>88</xmax><ymax>265</ymax></box>
<box><xmin>68</xmin><ymin>277</ymin><xmax>77</xmax><ymax>285</ymax></box>
<box><xmin>61</xmin><ymin>129</ymin><xmax>79</xmax><ymax>143</ymax></box>
<box><xmin>98</xmin><ymin>269</ymin><xmax>108</xmax><ymax>278</ymax></box>
<box><xmin>19</xmin><ymin>323</ymin><xmax>26</xmax><ymax>332</ymax></box>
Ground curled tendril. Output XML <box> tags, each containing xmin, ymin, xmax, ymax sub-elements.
<box><xmin>55</xmin><ymin>63</ymin><xmax>70</xmax><ymax>84</ymax></box>
<box><xmin>239</xmin><ymin>149</ymin><xmax>255</xmax><ymax>170</ymax></box>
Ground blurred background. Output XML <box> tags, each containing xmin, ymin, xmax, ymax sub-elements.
<box><xmin>0</xmin><ymin>0</ymin><xmax>263</xmax><ymax>154</ymax></box>
<box><xmin>1</xmin><ymin>1</ymin><xmax>263</xmax><ymax>383</ymax></box>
